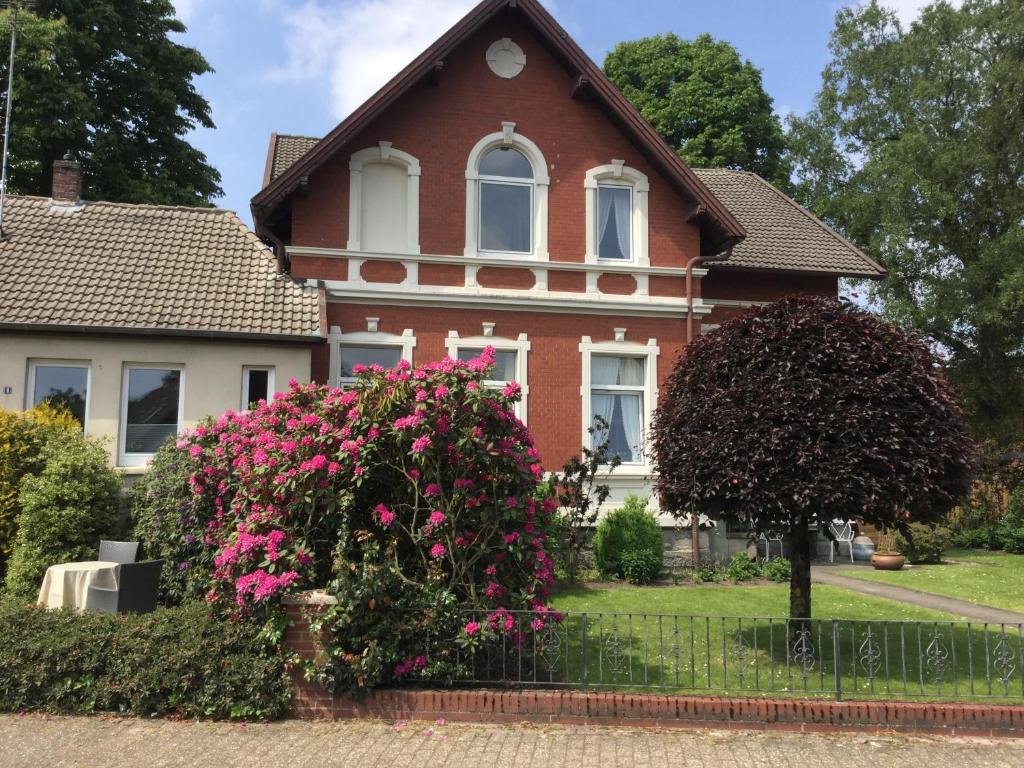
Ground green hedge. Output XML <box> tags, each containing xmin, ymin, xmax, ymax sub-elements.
<box><xmin>0</xmin><ymin>601</ymin><xmax>291</xmax><ymax>720</ymax></box>
<box><xmin>592</xmin><ymin>494</ymin><xmax>664</xmax><ymax>582</ymax></box>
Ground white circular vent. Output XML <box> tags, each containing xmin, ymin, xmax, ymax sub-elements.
<box><xmin>486</xmin><ymin>38</ymin><xmax>526</xmax><ymax>79</ymax></box>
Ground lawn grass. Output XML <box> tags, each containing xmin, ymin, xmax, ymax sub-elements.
<box><xmin>836</xmin><ymin>548</ymin><xmax>1024</xmax><ymax>615</ymax></box>
<box><xmin>455</xmin><ymin>581</ymin><xmax>1023</xmax><ymax>701</ymax></box>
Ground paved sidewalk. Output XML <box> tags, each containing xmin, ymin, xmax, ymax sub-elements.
<box><xmin>4</xmin><ymin>715</ymin><xmax>1024</xmax><ymax>768</ymax></box>
<box><xmin>811</xmin><ymin>566</ymin><xmax>1024</xmax><ymax>624</ymax></box>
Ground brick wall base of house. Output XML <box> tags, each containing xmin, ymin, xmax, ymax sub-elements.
<box><xmin>284</xmin><ymin>597</ymin><xmax>1024</xmax><ymax>737</ymax></box>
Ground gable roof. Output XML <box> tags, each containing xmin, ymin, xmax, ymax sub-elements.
<box><xmin>264</xmin><ymin>137</ymin><xmax>884</xmax><ymax>277</ymax></box>
<box><xmin>0</xmin><ymin>195</ymin><xmax>323</xmax><ymax>340</ymax></box>
<box><xmin>251</xmin><ymin>0</ymin><xmax>745</xmax><ymax>256</ymax></box>
<box><xmin>692</xmin><ymin>169</ymin><xmax>885</xmax><ymax>278</ymax></box>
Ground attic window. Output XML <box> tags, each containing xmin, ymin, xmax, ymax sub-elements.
<box><xmin>478</xmin><ymin>147</ymin><xmax>533</xmax><ymax>254</ymax></box>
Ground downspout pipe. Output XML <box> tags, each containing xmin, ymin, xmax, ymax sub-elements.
<box><xmin>683</xmin><ymin>245</ymin><xmax>734</xmax><ymax>568</ymax></box>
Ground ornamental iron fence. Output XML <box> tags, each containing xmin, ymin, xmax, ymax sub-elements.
<box><xmin>420</xmin><ymin>610</ymin><xmax>1024</xmax><ymax>701</ymax></box>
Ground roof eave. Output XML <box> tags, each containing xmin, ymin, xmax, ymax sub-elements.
<box><xmin>0</xmin><ymin>321</ymin><xmax>327</xmax><ymax>344</ymax></box>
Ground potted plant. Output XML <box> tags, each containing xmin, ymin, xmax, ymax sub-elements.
<box><xmin>870</xmin><ymin>530</ymin><xmax>905</xmax><ymax>570</ymax></box>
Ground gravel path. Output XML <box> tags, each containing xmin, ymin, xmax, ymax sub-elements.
<box><xmin>3</xmin><ymin>714</ymin><xmax>1024</xmax><ymax>768</ymax></box>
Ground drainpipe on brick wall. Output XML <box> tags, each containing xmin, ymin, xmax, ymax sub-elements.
<box><xmin>683</xmin><ymin>247</ymin><xmax>734</xmax><ymax>568</ymax></box>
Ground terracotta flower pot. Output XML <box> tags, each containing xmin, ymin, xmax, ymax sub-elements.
<box><xmin>870</xmin><ymin>552</ymin><xmax>905</xmax><ymax>571</ymax></box>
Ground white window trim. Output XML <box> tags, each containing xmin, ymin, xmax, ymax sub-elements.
<box><xmin>579</xmin><ymin>334</ymin><xmax>659</xmax><ymax>473</ymax></box>
<box><xmin>348</xmin><ymin>142</ymin><xmax>421</xmax><ymax>255</ymax></box>
<box><xmin>328</xmin><ymin>323</ymin><xmax>417</xmax><ymax>387</ymax></box>
<box><xmin>241</xmin><ymin>365</ymin><xmax>275</xmax><ymax>411</ymax></box>
<box><xmin>584</xmin><ymin>161</ymin><xmax>650</xmax><ymax>266</ymax></box>
<box><xmin>445</xmin><ymin>329</ymin><xmax>531</xmax><ymax>423</ymax></box>
<box><xmin>464</xmin><ymin>122</ymin><xmax>549</xmax><ymax>261</ymax></box>
<box><xmin>26</xmin><ymin>359</ymin><xmax>91</xmax><ymax>432</ymax></box>
<box><xmin>119</xmin><ymin>363</ymin><xmax>185</xmax><ymax>467</ymax></box>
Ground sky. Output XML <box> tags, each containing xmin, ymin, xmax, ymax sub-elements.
<box><xmin>169</xmin><ymin>0</ymin><xmax>945</xmax><ymax>226</ymax></box>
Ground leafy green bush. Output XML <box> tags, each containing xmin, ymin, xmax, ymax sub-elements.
<box><xmin>998</xmin><ymin>488</ymin><xmax>1024</xmax><ymax>554</ymax></box>
<box><xmin>4</xmin><ymin>433</ymin><xmax>122</xmax><ymax>601</ymax></box>
<box><xmin>592</xmin><ymin>495</ymin><xmax>663</xmax><ymax>579</ymax></box>
<box><xmin>895</xmin><ymin>522</ymin><xmax>950</xmax><ymax>564</ymax></box>
<box><xmin>695</xmin><ymin>562</ymin><xmax>722</xmax><ymax>582</ymax></box>
<box><xmin>763</xmin><ymin>556</ymin><xmax>791</xmax><ymax>583</ymax></box>
<box><xmin>724</xmin><ymin>552</ymin><xmax>761</xmax><ymax>582</ymax></box>
<box><xmin>0</xmin><ymin>600</ymin><xmax>289</xmax><ymax>719</ymax></box>
<box><xmin>131</xmin><ymin>432</ymin><xmax>222</xmax><ymax>605</ymax></box>
<box><xmin>621</xmin><ymin>549</ymin><xmax>661</xmax><ymax>584</ymax></box>
<box><xmin>0</xmin><ymin>404</ymin><xmax>79</xmax><ymax>580</ymax></box>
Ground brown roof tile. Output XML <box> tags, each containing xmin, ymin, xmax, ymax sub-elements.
<box><xmin>692</xmin><ymin>169</ymin><xmax>884</xmax><ymax>278</ymax></box>
<box><xmin>0</xmin><ymin>196</ymin><xmax>323</xmax><ymax>339</ymax></box>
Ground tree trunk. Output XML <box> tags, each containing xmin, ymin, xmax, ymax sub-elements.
<box><xmin>788</xmin><ymin>516</ymin><xmax>812</xmax><ymax>635</ymax></box>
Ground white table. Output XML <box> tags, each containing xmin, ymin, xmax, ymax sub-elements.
<box><xmin>37</xmin><ymin>561</ymin><xmax>119</xmax><ymax>611</ymax></box>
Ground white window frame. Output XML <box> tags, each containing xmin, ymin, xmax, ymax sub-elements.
<box><xmin>119</xmin><ymin>363</ymin><xmax>185</xmax><ymax>467</ymax></box>
<box><xmin>584</xmin><ymin>161</ymin><xmax>649</xmax><ymax>266</ymax></box>
<box><xmin>464</xmin><ymin>121</ymin><xmax>549</xmax><ymax>260</ymax></box>
<box><xmin>348</xmin><ymin>142</ymin><xmax>421</xmax><ymax>255</ymax></box>
<box><xmin>328</xmin><ymin>323</ymin><xmax>416</xmax><ymax>387</ymax></box>
<box><xmin>579</xmin><ymin>334</ymin><xmax>659</xmax><ymax>471</ymax></box>
<box><xmin>445</xmin><ymin>328</ymin><xmax>531</xmax><ymax>422</ymax></box>
<box><xmin>26</xmin><ymin>359</ymin><xmax>91</xmax><ymax>432</ymax></box>
<box><xmin>241</xmin><ymin>365</ymin><xmax>275</xmax><ymax>411</ymax></box>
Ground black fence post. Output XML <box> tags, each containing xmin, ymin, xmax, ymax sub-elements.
<box><xmin>580</xmin><ymin>612</ymin><xmax>589</xmax><ymax>691</ymax></box>
<box><xmin>832</xmin><ymin>620</ymin><xmax>842</xmax><ymax>701</ymax></box>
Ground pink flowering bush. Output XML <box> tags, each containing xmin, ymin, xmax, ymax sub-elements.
<box><xmin>132</xmin><ymin>349</ymin><xmax>558</xmax><ymax>692</ymax></box>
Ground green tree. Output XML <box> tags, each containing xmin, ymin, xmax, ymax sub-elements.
<box><xmin>605</xmin><ymin>32</ymin><xmax>790</xmax><ymax>186</ymax></box>
<box><xmin>0</xmin><ymin>1</ymin><xmax>221</xmax><ymax>205</ymax></box>
<box><xmin>788</xmin><ymin>0</ymin><xmax>1024</xmax><ymax>446</ymax></box>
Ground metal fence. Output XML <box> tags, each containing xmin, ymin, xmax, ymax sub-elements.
<box><xmin>422</xmin><ymin>610</ymin><xmax>1024</xmax><ymax>701</ymax></box>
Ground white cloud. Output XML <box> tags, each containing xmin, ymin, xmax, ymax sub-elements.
<box><xmin>267</xmin><ymin>0</ymin><xmax>480</xmax><ymax>120</ymax></box>
<box><xmin>172</xmin><ymin>0</ymin><xmax>203</xmax><ymax>23</ymax></box>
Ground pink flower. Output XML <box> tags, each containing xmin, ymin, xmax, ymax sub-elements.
<box><xmin>434</xmin><ymin>384</ymin><xmax>449</xmax><ymax>398</ymax></box>
<box><xmin>430</xmin><ymin>543</ymin><xmax>446</xmax><ymax>559</ymax></box>
<box><xmin>411</xmin><ymin>435</ymin><xmax>432</xmax><ymax>454</ymax></box>
<box><xmin>501</xmin><ymin>381</ymin><xmax>521</xmax><ymax>399</ymax></box>
<box><xmin>188</xmin><ymin>444</ymin><xmax>203</xmax><ymax>458</ymax></box>
<box><xmin>374</xmin><ymin>503</ymin><xmax>396</xmax><ymax>527</ymax></box>
<box><xmin>327</xmin><ymin>461</ymin><xmax>341</xmax><ymax>475</ymax></box>
<box><xmin>428</xmin><ymin>510</ymin><xmax>446</xmax><ymax>526</ymax></box>
<box><xmin>464</xmin><ymin>621</ymin><xmax>480</xmax><ymax>636</ymax></box>
<box><xmin>424</xmin><ymin>483</ymin><xmax>440</xmax><ymax>496</ymax></box>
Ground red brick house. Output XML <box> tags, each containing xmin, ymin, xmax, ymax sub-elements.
<box><xmin>251</xmin><ymin>0</ymin><xmax>883</xmax><ymax>520</ymax></box>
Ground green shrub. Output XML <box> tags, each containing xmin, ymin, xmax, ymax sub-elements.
<box><xmin>4</xmin><ymin>434</ymin><xmax>122</xmax><ymax>601</ymax></box>
<box><xmin>695</xmin><ymin>562</ymin><xmax>722</xmax><ymax>582</ymax></box>
<box><xmin>724</xmin><ymin>552</ymin><xmax>761</xmax><ymax>582</ymax></box>
<box><xmin>0</xmin><ymin>600</ymin><xmax>289</xmax><ymax>719</ymax></box>
<box><xmin>131</xmin><ymin>432</ymin><xmax>223</xmax><ymax>605</ymax></box>
<box><xmin>592</xmin><ymin>495</ymin><xmax>663</xmax><ymax>579</ymax></box>
<box><xmin>763</xmin><ymin>556</ymin><xmax>790</xmax><ymax>583</ymax></box>
<box><xmin>895</xmin><ymin>522</ymin><xmax>950</xmax><ymax>564</ymax></box>
<box><xmin>998</xmin><ymin>488</ymin><xmax>1024</xmax><ymax>554</ymax></box>
<box><xmin>0</xmin><ymin>404</ymin><xmax>79</xmax><ymax>580</ymax></box>
<box><xmin>621</xmin><ymin>549</ymin><xmax>661</xmax><ymax>584</ymax></box>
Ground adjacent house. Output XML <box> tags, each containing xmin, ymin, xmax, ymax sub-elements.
<box><xmin>251</xmin><ymin>0</ymin><xmax>883</xmax><ymax>523</ymax></box>
<box><xmin>0</xmin><ymin>155</ymin><xmax>323</xmax><ymax>475</ymax></box>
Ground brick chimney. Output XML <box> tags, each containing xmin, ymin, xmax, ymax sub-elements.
<box><xmin>51</xmin><ymin>151</ymin><xmax>82</xmax><ymax>204</ymax></box>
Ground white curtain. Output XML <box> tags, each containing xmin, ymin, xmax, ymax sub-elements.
<box><xmin>597</xmin><ymin>187</ymin><xmax>615</xmax><ymax>255</ymax></box>
<box><xmin>618</xmin><ymin>392</ymin><xmax>642</xmax><ymax>462</ymax></box>
<box><xmin>612</xmin><ymin>187</ymin><xmax>631</xmax><ymax>259</ymax></box>
<box><xmin>591</xmin><ymin>356</ymin><xmax>621</xmax><ymax>386</ymax></box>
<box><xmin>617</xmin><ymin>356</ymin><xmax>644</xmax><ymax>386</ymax></box>
<box><xmin>591</xmin><ymin>393</ymin><xmax>615</xmax><ymax>444</ymax></box>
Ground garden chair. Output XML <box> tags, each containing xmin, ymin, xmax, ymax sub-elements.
<box><xmin>98</xmin><ymin>539</ymin><xmax>139</xmax><ymax>565</ymax></box>
<box><xmin>85</xmin><ymin>559</ymin><xmax>163</xmax><ymax>614</ymax></box>
<box><xmin>827</xmin><ymin>520</ymin><xmax>855</xmax><ymax>563</ymax></box>
<box><xmin>757</xmin><ymin>531</ymin><xmax>785</xmax><ymax>562</ymax></box>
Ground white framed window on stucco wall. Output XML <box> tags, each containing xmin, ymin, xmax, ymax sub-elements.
<box><xmin>584</xmin><ymin>161</ymin><xmax>649</xmax><ymax>266</ymax></box>
<box><xmin>119</xmin><ymin>363</ymin><xmax>185</xmax><ymax>467</ymax></box>
<box><xmin>445</xmin><ymin>326</ymin><xmax>531</xmax><ymax>422</ymax></box>
<box><xmin>27</xmin><ymin>359</ymin><xmax>91</xmax><ymax>430</ymax></box>
<box><xmin>464</xmin><ymin>121</ymin><xmax>549</xmax><ymax>260</ymax></box>
<box><xmin>241</xmin><ymin>366</ymin><xmax>275</xmax><ymax>411</ymax></box>
<box><xmin>579</xmin><ymin>331</ymin><xmax>659</xmax><ymax>471</ymax></box>
<box><xmin>348</xmin><ymin>142</ymin><xmax>421</xmax><ymax>255</ymax></box>
<box><xmin>328</xmin><ymin>320</ymin><xmax>417</xmax><ymax>387</ymax></box>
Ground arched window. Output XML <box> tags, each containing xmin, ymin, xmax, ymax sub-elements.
<box><xmin>464</xmin><ymin>122</ymin><xmax>549</xmax><ymax>259</ymax></box>
<box><xmin>584</xmin><ymin>161</ymin><xmax>649</xmax><ymax>266</ymax></box>
<box><xmin>348</xmin><ymin>142</ymin><xmax>420</xmax><ymax>255</ymax></box>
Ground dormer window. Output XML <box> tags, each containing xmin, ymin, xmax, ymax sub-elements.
<box><xmin>464</xmin><ymin>122</ymin><xmax>549</xmax><ymax>260</ymax></box>
<box><xmin>585</xmin><ymin>162</ymin><xmax>649</xmax><ymax>266</ymax></box>
<box><xmin>478</xmin><ymin>147</ymin><xmax>533</xmax><ymax>254</ymax></box>
<box><xmin>596</xmin><ymin>184</ymin><xmax>632</xmax><ymax>260</ymax></box>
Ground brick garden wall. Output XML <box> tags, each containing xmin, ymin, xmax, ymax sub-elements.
<box><xmin>284</xmin><ymin>599</ymin><xmax>1024</xmax><ymax>737</ymax></box>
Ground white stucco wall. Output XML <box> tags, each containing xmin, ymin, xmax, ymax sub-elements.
<box><xmin>0</xmin><ymin>332</ymin><xmax>314</xmax><ymax>471</ymax></box>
